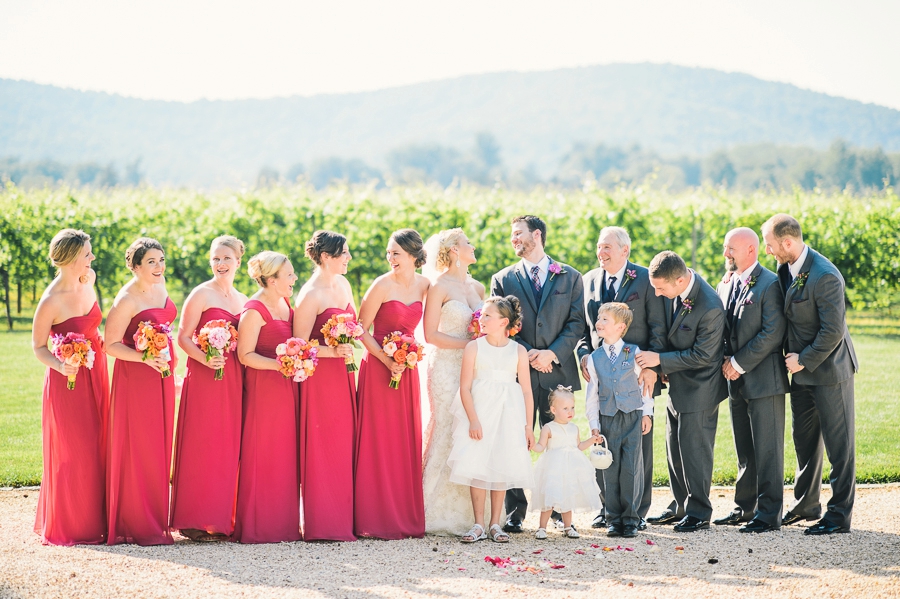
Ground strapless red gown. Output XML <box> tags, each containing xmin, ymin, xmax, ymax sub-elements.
<box><xmin>354</xmin><ymin>300</ymin><xmax>425</xmax><ymax>539</ymax></box>
<box><xmin>107</xmin><ymin>298</ymin><xmax>177</xmax><ymax>545</ymax></box>
<box><xmin>34</xmin><ymin>302</ymin><xmax>109</xmax><ymax>545</ymax></box>
<box><xmin>232</xmin><ymin>299</ymin><xmax>302</xmax><ymax>543</ymax></box>
<box><xmin>299</xmin><ymin>306</ymin><xmax>358</xmax><ymax>541</ymax></box>
<box><xmin>170</xmin><ymin>307</ymin><xmax>243</xmax><ymax>536</ymax></box>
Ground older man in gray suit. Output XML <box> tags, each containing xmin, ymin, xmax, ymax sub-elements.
<box><xmin>636</xmin><ymin>251</ymin><xmax>728</xmax><ymax>532</ymax></box>
<box><xmin>491</xmin><ymin>215</ymin><xmax>585</xmax><ymax>533</ymax></box>
<box><xmin>762</xmin><ymin>214</ymin><xmax>858</xmax><ymax>535</ymax></box>
<box><xmin>713</xmin><ymin>227</ymin><xmax>789</xmax><ymax>533</ymax></box>
<box><xmin>576</xmin><ymin>226</ymin><xmax>667</xmax><ymax>529</ymax></box>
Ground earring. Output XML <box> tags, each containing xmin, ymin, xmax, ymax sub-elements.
<box><xmin>456</xmin><ymin>259</ymin><xmax>461</xmax><ymax>268</ymax></box>
<box><xmin>78</xmin><ymin>274</ymin><xmax>89</xmax><ymax>284</ymax></box>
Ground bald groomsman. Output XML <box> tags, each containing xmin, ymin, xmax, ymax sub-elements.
<box><xmin>637</xmin><ymin>252</ymin><xmax>727</xmax><ymax>532</ymax></box>
<box><xmin>761</xmin><ymin>214</ymin><xmax>858</xmax><ymax>535</ymax></box>
<box><xmin>576</xmin><ymin>227</ymin><xmax>667</xmax><ymax>530</ymax></box>
<box><xmin>712</xmin><ymin>228</ymin><xmax>789</xmax><ymax>533</ymax></box>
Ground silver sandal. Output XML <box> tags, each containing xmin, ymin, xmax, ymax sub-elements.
<box><xmin>489</xmin><ymin>524</ymin><xmax>510</xmax><ymax>543</ymax></box>
<box><xmin>461</xmin><ymin>524</ymin><xmax>486</xmax><ymax>543</ymax></box>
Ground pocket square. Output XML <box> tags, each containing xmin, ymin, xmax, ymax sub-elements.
<box><xmin>552</xmin><ymin>290</ymin><xmax>565</xmax><ymax>295</ymax></box>
<box><xmin>678</xmin><ymin>324</ymin><xmax>692</xmax><ymax>331</ymax></box>
<box><xmin>791</xmin><ymin>298</ymin><xmax>808</xmax><ymax>304</ymax></box>
<box><xmin>625</xmin><ymin>292</ymin><xmax>640</xmax><ymax>302</ymax></box>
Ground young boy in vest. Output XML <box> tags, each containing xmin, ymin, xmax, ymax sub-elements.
<box><xmin>584</xmin><ymin>302</ymin><xmax>654</xmax><ymax>538</ymax></box>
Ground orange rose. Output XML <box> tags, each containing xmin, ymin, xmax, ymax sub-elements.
<box><xmin>153</xmin><ymin>332</ymin><xmax>169</xmax><ymax>350</ymax></box>
<box><xmin>393</xmin><ymin>349</ymin><xmax>408</xmax><ymax>364</ymax></box>
<box><xmin>60</xmin><ymin>344</ymin><xmax>75</xmax><ymax>359</ymax></box>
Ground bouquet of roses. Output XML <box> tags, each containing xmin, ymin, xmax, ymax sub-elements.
<box><xmin>193</xmin><ymin>319</ymin><xmax>239</xmax><ymax>380</ymax></box>
<box><xmin>381</xmin><ymin>331</ymin><xmax>425</xmax><ymax>389</ymax></box>
<box><xmin>50</xmin><ymin>332</ymin><xmax>96</xmax><ymax>390</ymax></box>
<box><xmin>467</xmin><ymin>309</ymin><xmax>483</xmax><ymax>339</ymax></box>
<box><xmin>276</xmin><ymin>337</ymin><xmax>320</xmax><ymax>382</ymax></box>
<box><xmin>133</xmin><ymin>321</ymin><xmax>174</xmax><ymax>378</ymax></box>
<box><xmin>320</xmin><ymin>313</ymin><xmax>365</xmax><ymax>372</ymax></box>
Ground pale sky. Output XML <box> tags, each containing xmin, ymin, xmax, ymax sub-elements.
<box><xmin>2</xmin><ymin>0</ymin><xmax>899</xmax><ymax>109</ymax></box>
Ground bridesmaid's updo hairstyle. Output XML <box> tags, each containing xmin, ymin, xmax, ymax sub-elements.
<box><xmin>435</xmin><ymin>228</ymin><xmax>465</xmax><ymax>271</ymax></box>
<box><xmin>548</xmin><ymin>385</ymin><xmax>575</xmax><ymax>409</ymax></box>
<box><xmin>390</xmin><ymin>229</ymin><xmax>427</xmax><ymax>269</ymax></box>
<box><xmin>248</xmin><ymin>251</ymin><xmax>289</xmax><ymax>288</ymax></box>
<box><xmin>483</xmin><ymin>295</ymin><xmax>523</xmax><ymax>333</ymax></box>
<box><xmin>210</xmin><ymin>235</ymin><xmax>245</xmax><ymax>262</ymax></box>
<box><xmin>305</xmin><ymin>230</ymin><xmax>347</xmax><ymax>265</ymax></box>
<box><xmin>125</xmin><ymin>237</ymin><xmax>164</xmax><ymax>271</ymax></box>
<box><xmin>49</xmin><ymin>229</ymin><xmax>90</xmax><ymax>268</ymax></box>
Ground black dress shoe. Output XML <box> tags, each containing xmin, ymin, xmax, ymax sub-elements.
<box><xmin>782</xmin><ymin>511</ymin><xmax>819</xmax><ymax>526</ymax></box>
<box><xmin>673</xmin><ymin>515</ymin><xmax>710</xmax><ymax>532</ymax></box>
<box><xmin>606</xmin><ymin>524</ymin><xmax>623</xmax><ymax>537</ymax></box>
<box><xmin>502</xmin><ymin>520</ymin><xmax>524</xmax><ymax>534</ymax></box>
<box><xmin>804</xmin><ymin>518</ymin><xmax>850</xmax><ymax>536</ymax></box>
<box><xmin>621</xmin><ymin>524</ymin><xmax>638</xmax><ymax>538</ymax></box>
<box><xmin>647</xmin><ymin>510</ymin><xmax>680</xmax><ymax>525</ymax></box>
<box><xmin>637</xmin><ymin>518</ymin><xmax>647</xmax><ymax>531</ymax></box>
<box><xmin>739</xmin><ymin>519</ymin><xmax>780</xmax><ymax>533</ymax></box>
<box><xmin>591</xmin><ymin>514</ymin><xmax>608</xmax><ymax>529</ymax></box>
<box><xmin>713</xmin><ymin>511</ymin><xmax>749</xmax><ymax>526</ymax></box>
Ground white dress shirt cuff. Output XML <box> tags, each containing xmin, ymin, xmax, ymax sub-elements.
<box><xmin>730</xmin><ymin>356</ymin><xmax>745</xmax><ymax>375</ymax></box>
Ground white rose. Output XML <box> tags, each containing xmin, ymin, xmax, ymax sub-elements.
<box><xmin>383</xmin><ymin>341</ymin><xmax>398</xmax><ymax>356</ymax></box>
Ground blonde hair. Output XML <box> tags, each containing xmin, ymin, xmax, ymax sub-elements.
<box><xmin>49</xmin><ymin>229</ymin><xmax>90</xmax><ymax>268</ymax></box>
<box><xmin>483</xmin><ymin>295</ymin><xmax>522</xmax><ymax>332</ymax></box>
<box><xmin>435</xmin><ymin>228</ymin><xmax>465</xmax><ymax>271</ymax></box>
<box><xmin>247</xmin><ymin>251</ymin><xmax>289</xmax><ymax>287</ymax></box>
<box><xmin>548</xmin><ymin>385</ymin><xmax>575</xmax><ymax>409</ymax></box>
<box><xmin>597</xmin><ymin>302</ymin><xmax>634</xmax><ymax>334</ymax></box>
<box><xmin>210</xmin><ymin>235</ymin><xmax>245</xmax><ymax>261</ymax></box>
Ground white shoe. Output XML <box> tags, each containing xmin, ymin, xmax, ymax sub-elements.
<box><xmin>565</xmin><ymin>525</ymin><xmax>580</xmax><ymax>538</ymax></box>
<box><xmin>535</xmin><ymin>527</ymin><xmax>547</xmax><ymax>540</ymax></box>
<box><xmin>553</xmin><ymin>519</ymin><xmax>566</xmax><ymax>529</ymax></box>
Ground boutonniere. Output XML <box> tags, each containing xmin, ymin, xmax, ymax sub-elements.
<box><xmin>792</xmin><ymin>272</ymin><xmax>809</xmax><ymax>290</ymax></box>
<box><xmin>548</xmin><ymin>263</ymin><xmax>566</xmax><ymax>280</ymax></box>
<box><xmin>680</xmin><ymin>298</ymin><xmax>694</xmax><ymax>315</ymax></box>
<box><xmin>621</xmin><ymin>345</ymin><xmax>632</xmax><ymax>367</ymax></box>
<box><xmin>745</xmin><ymin>275</ymin><xmax>757</xmax><ymax>288</ymax></box>
<box><xmin>625</xmin><ymin>269</ymin><xmax>637</xmax><ymax>282</ymax></box>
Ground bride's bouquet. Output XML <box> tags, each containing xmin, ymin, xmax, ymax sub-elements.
<box><xmin>133</xmin><ymin>321</ymin><xmax>174</xmax><ymax>378</ymax></box>
<box><xmin>382</xmin><ymin>331</ymin><xmax>425</xmax><ymax>389</ymax></box>
<box><xmin>50</xmin><ymin>332</ymin><xmax>95</xmax><ymax>390</ymax></box>
<box><xmin>467</xmin><ymin>309</ymin><xmax>484</xmax><ymax>339</ymax></box>
<box><xmin>193</xmin><ymin>319</ymin><xmax>239</xmax><ymax>380</ymax></box>
<box><xmin>321</xmin><ymin>313</ymin><xmax>365</xmax><ymax>372</ymax></box>
<box><xmin>276</xmin><ymin>337</ymin><xmax>319</xmax><ymax>382</ymax></box>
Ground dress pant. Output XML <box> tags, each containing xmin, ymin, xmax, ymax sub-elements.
<box><xmin>665</xmin><ymin>401</ymin><xmax>718</xmax><ymax>521</ymax></box>
<box><xmin>600</xmin><ymin>411</ymin><xmax>643</xmax><ymax>527</ymax></box>
<box><xmin>729</xmin><ymin>387</ymin><xmax>785</xmax><ymax>526</ymax></box>
<box><xmin>789</xmin><ymin>379</ymin><xmax>856</xmax><ymax>528</ymax></box>
<box><xmin>504</xmin><ymin>382</ymin><xmax>553</xmax><ymax>522</ymax></box>
<box><xmin>596</xmin><ymin>415</ymin><xmax>653</xmax><ymax>519</ymax></box>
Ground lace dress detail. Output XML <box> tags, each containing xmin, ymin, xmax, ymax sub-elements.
<box><xmin>422</xmin><ymin>300</ymin><xmax>477</xmax><ymax>535</ymax></box>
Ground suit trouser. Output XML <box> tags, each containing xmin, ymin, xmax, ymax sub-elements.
<box><xmin>729</xmin><ymin>389</ymin><xmax>785</xmax><ymax>526</ymax></box>
<box><xmin>789</xmin><ymin>379</ymin><xmax>855</xmax><ymax>528</ymax></box>
<box><xmin>596</xmin><ymin>416</ymin><xmax>653</xmax><ymax>519</ymax></box>
<box><xmin>600</xmin><ymin>411</ymin><xmax>643</xmax><ymax>527</ymax></box>
<box><xmin>665</xmin><ymin>401</ymin><xmax>718</xmax><ymax>521</ymax></box>
<box><xmin>505</xmin><ymin>382</ymin><xmax>554</xmax><ymax>522</ymax></box>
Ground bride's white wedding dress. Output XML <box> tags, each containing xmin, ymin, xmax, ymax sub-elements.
<box><xmin>422</xmin><ymin>300</ymin><xmax>478</xmax><ymax>535</ymax></box>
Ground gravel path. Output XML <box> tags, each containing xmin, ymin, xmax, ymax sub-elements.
<box><xmin>2</xmin><ymin>486</ymin><xmax>899</xmax><ymax>599</ymax></box>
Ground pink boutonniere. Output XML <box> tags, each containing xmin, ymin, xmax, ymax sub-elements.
<box><xmin>680</xmin><ymin>298</ymin><xmax>694</xmax><ymax>315</ymax></box>
<box><xmin>745</xmin><ymin>275</ymin><xmax>758</xmax><ymax>289</ymax></box>
<box><xmin>625</xmin><ymin>269</ymin><xmax>637</xmax><ymax>282</ymax></box>
<box><xmin>548</xmin><ymin>262</ymin><xmax>566</xmax><ymax>281</ymax></box>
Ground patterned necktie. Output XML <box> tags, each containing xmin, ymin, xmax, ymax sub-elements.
<box><xmin>531</xmin><ymin>265</ymin><xmax>542</xmax><ymax>293</ymax></box>
<box><xmin>608</xmin><ymin>345</ymin><xmax>617</xmax><ymax>363</ymax></box>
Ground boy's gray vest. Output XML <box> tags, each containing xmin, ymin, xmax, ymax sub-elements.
<box><xmin>590</xmin><ymin>343</ymin><xmax>644</xmax><ymax>417</ymax></box>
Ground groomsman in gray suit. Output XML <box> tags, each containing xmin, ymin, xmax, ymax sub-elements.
<box><xmin>636</xmin><ymin>251</ymin><xmax>728</xmax><ymax>532</ymax></box>
<box><xmin>761</xmin><ymin>214</ymin><xmax>858</xmax><ymax>535</ymax></box>
<box><xmin>576</xmin><ymin>227</ymin><xmax>667</xmax><ymax>529</ymax></box>
<box><xmin>491</xmin><ymin>215</ymin><xmax>585</xmax><ymax>533</ymax></box>
<box><xmin>713</xmin><ymin>227</ymin><xmax>789</xmax><ymax>533</ymax></box>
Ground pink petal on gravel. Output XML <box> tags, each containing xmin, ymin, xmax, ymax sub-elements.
<box><xmin>646</xmin><ymin>539</ymin><xmax>656</xmax><ymax>545</ymax></box>
<box><xmin>574</xmin><ymin>550</ymin><xmax>586</xmax><ymax>555</ymax></box>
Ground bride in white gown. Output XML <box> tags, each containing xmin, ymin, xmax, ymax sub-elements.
<box><xmin>421</xmin><ymin>228</ymin><xmax>485</xmax><ymax>535</ymax></box>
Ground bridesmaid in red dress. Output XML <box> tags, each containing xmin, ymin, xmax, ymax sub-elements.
<box><xmin>31</xmin><ymin>229</ymin><xmax>109</xmax><ymax>545</ymax></box>
<box><xmin>171</xmin><ymin>236</ymin><xmax>249</xmax><ymax>542</ymax></box>
<box><xmin>294</xmin><ymin>231</ymin><xmax>357</xmax><ymax>541</ymax></box>
<box><xmin>355</xmin><ymin>229</ymin><xmax>431</xmax><ymax>539</ymax></box>
<box><xmin>234</xmin><ymin>251</ymin><xmax>302</xmax><ymax>543</ymax></box>
<box><xmin>105</xmin><ymin>238</ymin><xmax>177</xmax><ymax>545</ymax></box>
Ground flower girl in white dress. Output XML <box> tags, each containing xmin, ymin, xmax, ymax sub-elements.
<box><xmin>448</xmin><ymin>296</ymin><xmax>535</xmax><ymax>543</ymax></box>
<box><xmin>530</xmin><ymin>386</ymin><xmax>602</xmax><ymax>539</ymax></box>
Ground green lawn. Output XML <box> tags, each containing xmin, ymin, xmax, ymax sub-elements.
<box><xmin>2</xmin><ymin>317</ymin><xmax>899</xmax><ymax>487</ymax></box>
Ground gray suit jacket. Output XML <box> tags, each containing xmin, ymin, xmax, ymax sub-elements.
<box><xmin>777</xmin><ymin>248</ymin><xmax>858</xmax><ymax>386</ymax></box>
<box><xmin>659</xmin><ymin>272</ymin><xmax>728</xmax><ymax>413</ymax></box>
<box><xmin>716</xmin><ymin>263</ymin><xmax>789</xmax><ymax>400</ymax></box>
<box><xmin>491</xmin><ymin>258</ymin><xmax>585</xmax><ymax>392</ymax></box>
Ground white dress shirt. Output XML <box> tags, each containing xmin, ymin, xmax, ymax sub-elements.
<box><xmin>675</xmin><ymin>271</ymin><xmax>696</xmax><ymax>312</ymax></box>
<box><xmin>584</xmin><ymin>338</ymin><xmax>653</xmax><ymax>432</ymax></box>
<box><xmin>522</xmin><ymin>254</ymin><xmax>550</xmax><ymax>288</ymax></box>
<box><xmin>789</xmin><ymin>245</ymin><xmax>809</xmax><ymax>279</ymax></box>
<box><xmin>728</xmin><ymin>260</ymin><xmax>759</xmax><ymax>375</ymax></box>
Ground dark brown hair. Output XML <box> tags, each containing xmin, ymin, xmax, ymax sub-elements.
<box><xmin>511</xmin><ymin>215</ymin><xmax>547</xmax><ymax>247</ymax></box>
<box><xmin>125</xmin><ymin>237</ymin><xmax>164</xmax><ymax>270</ymax></box>
<box><xmin>648</xmin><ymin>251</ymin><xmax>688</xmax><ymax>283</ymax></box>
<box><xmin>390</xmin><ymin>229</ymin><xmax>426</xmax><ymax>269</ymax></box>
<box><xmin>483</xmin><ymin>295</ymin><xmax>523</xmax><ymax>332</ymax></box>
<box><xmin>305</xmin><ymin>230</ymin><xmax>347</xmax><ymax>265</ymax></box>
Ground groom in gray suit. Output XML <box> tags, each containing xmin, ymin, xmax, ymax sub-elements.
<box><xmin>636</xmin><ymin>251</ymin><xmax>728</xmax><ymax>532</ymax></box>
<box><xmin>713</xmin><ymin>227</ymin><xmax>789</xmax><ymax>533</ymax></box>
<box><xmin>762</xmin><ymin>213</ymin><xmax>858</xmax><ymax>535</ymax></box>
<box><xmin>491</xmin><ymin>215</ymin><xmax>585</xmax><ymax>533</ymax></box>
